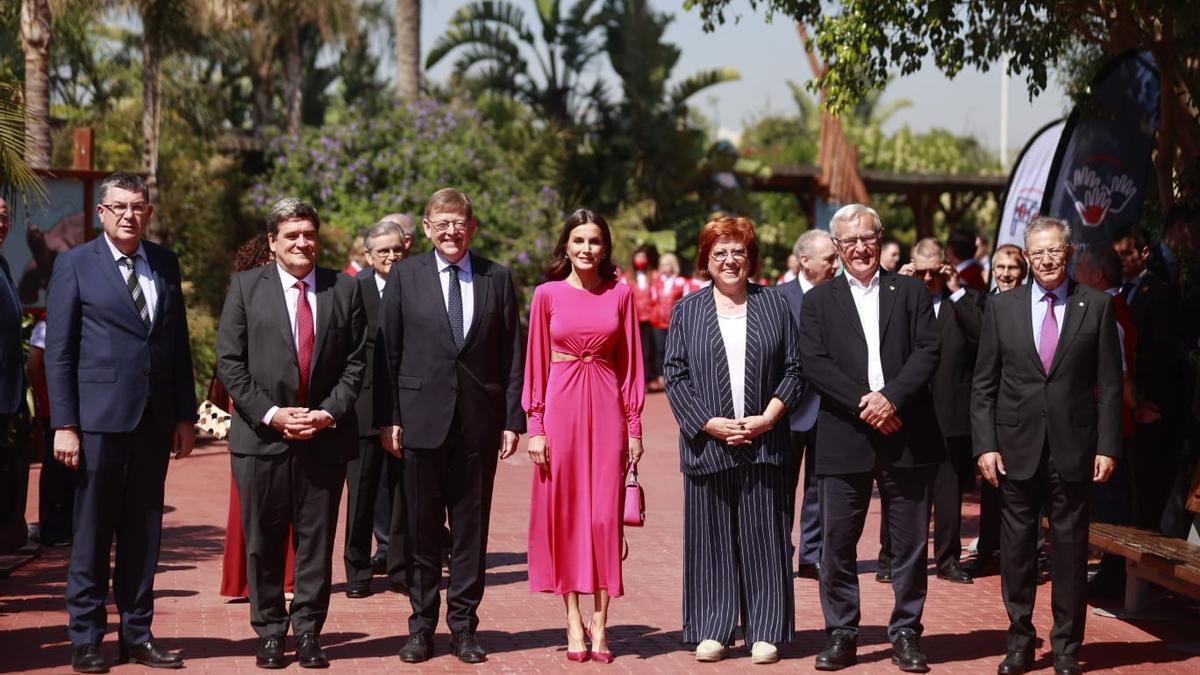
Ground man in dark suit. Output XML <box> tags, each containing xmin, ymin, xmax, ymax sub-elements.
<box><xmin>343</xmin><ymin>218</ymin><xmax>412</xmax><ymax>598</ymax></box>
<box><xmin>378</xmin><ymin>188</ymin><xmax>525</xmax><ymax>664</ymax></box>
<box><xmin>899</xmin><ymin>238</ymin><xmax>981</xmax><ymax>584</ymax></box>
<box><xmin>45</xmin><ymin>173</ymin><xmax>196</xmax><ymax>673</ymax></box>
<box><xmin>779</xmin><ymin>229</ymin><xmax>837</xmax><ymax>579</ymax></box>
<box><xmin>216</xmin><ymin>198</ymin><xmax>367</xmax><ymax>669</ymax></box>
<box><xmin>948</xmin><ymin>229</ymin><xmax>988</xmax><ymax>293</ymax></box>
<box><xmin>798</xmin><ymin>204</ymin><xmax>942</xmax><ymax>673</ymax></box>
<box><xmin>0</xmin><ymin>197</ymin><xmax>32</xmax><ymax>553</ymax></box>
<box><xmin>972</xmin><ymin>217</ymin><xmax>1122</xmax><ymax>675</ymax></box>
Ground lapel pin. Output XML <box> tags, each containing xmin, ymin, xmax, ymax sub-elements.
<box><xmin>1079</xmin><ymin>301</ymin><xmax>1085</xmax><ymax>306</ymax></box>
<box><xmin>888</xmin><ymin>285</ymin><xmax>895</xmax><ymax>291</ymax></box>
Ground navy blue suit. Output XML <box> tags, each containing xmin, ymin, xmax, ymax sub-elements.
<box><xmin>45</xmin><ymin>235</ymin><xmax>195</xmax><ymax>647</ymax></box>
<box><xmin>0</xmin><ymin>257</ymin><xmax>25</xmax><ymax>415</ymax></box>
<box><xmin>778</xmin><ymin>279</ymin><xmax>822</xmax><ymax>568</ymax></box>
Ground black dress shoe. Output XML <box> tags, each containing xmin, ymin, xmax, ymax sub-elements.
<box><xmin>796</xmin><ymin>563</ymin><xmax>821</xmax><ymax>580</ymax></box>
<box><xmin>1054</xmin><ymin>654</ymin><xmax>1082</xmax><ymax>675</ymax></box>
<box><xmin>255</xmin><ymin>635</ymin><xmax>286</xmax><ymax>669</ymax></box>
<box><xmin>398</xmin><ymin>632</ymin><xmax>432</xmax><ymax>664</ymax></box>
<box><xmin>876</xmin><ymin>567</ymin><xmax>893</xmax><ymax>583</ymax></box>
<box><xmin>815</xmin><ymin>633</ymin><xmax>857</xmax><ymax>671</ymax></box>
<box><xmin>370</xmin><ymin>555</ymin><xmax>387</xmax><ymax>576</ymax></box>
<box><xmin>71</xmin><ymin>644</ymin><xmax>108</xmax><ymax>674</ymax></box>
<box><xmin>891</xmin><ymin>632</ymin><xmax>929</xmax><ymax>673</ymax></box>
<box><xmin>997</xmin><ymin>649</ymin><xmax>1034</xmax><ymax>675</ymax></box>
<box><xmin>297</xmin><ymin>633</ymin><xmax>329</xmax><ymax>669</ymax></box>
<box><xmin>450</xmin><ymin>631</ymin><xmax>488</xmax><ymax>664</ymax></box>
<box><xmin>962</xmin><ymin>553</ymin><xmax>1000</xmax><ymax>575</ymax></box>
<box><xmin>345</xmin><ymin>581</ymin><xmax>372</xmax><ymax>598</ymax></box>
<box><xmin>936</xmin><ymin>562</ymin><xmax>974</xmax><ymax>584</ymax></box>
<box><xmin>119</xmin><ymin>639</ymin><xmax>183</xmax><ymax>668</ymax></box>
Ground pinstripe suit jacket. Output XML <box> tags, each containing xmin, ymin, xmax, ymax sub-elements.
<box><xmin>663</xmin><ymin>283</ymin><xmax>804</xmax><ymax>476</ymax></box>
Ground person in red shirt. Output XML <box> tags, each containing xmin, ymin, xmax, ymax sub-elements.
<box><xmin>620</xmin><ymin>245</ymin><xmax>660</xmax><ymax>390</ymax></box>
<box><xmin>948</xmin><ymin>230</ymin><xmax>988</xmax><ymax>292</ymax></box>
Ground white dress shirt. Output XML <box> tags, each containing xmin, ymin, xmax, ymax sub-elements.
<box><xmin>716</xmin><ymin>311</ymin><xmax>748</xmax><ymax>419</ymax></box>
<box><xmin>104</xmin><ymin>234</ymin><xmax>158</xmax><ymax>325</ymax></box>
<box><xmin>798</xmin><ymin>276</ymin><xmax>814</xmax><ymax>294</ymax></box>
<box><xmin>261</xmin><ymin>264</ymin><xmax>332</xmax><ymax>425</ymax></box>
<box><xmin>374</xmin><ymin>272</ymin><xmax>386</xmax><ymax>297</ymax></box>
<box><xmin>1031</xmin><ymin>279</ymin><xmax>1068</xmax><ymax>352</ymax></box>
<box><xmin>434</xmin><ymin>250</ymin><xmax>474</xmax><ymax>338</ymax></box>
<box><xmin>847</xmin><ymin>270</ymin><xmax>885</xmax><ymax>392</ymax></box>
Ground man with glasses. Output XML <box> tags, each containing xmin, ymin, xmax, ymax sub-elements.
<box><xmin>972</xmin><ymin>217</ymin><xmax>1121</xmax><ymax>675</ymax></box>
<box><xmin>798</xmin><ymin>204</ymin><xmax>942</xmax><ymax>673</ymax></box>
<box><xmin>343</xmin><ymin>218</ymin><xmax>414</xmax><ymax>599</ymax></box>
<box><xmin>377</xmin><ymin>189</ymin><xmax>525</xmax><ymax>664</ymax></box>
<box><xmin>45</xmin><ymin>173</ymin><xmax>196</xmax><ymax>673</ymax></box>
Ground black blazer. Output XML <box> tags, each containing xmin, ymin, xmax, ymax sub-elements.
<box><xmin>971</xmin><ymin>281</ymin><xmax>1122</xmax><ymax>482</ymax></box>
<box><xmin>930</xmin><ymin>288</ymin><xmax>982</xmax><ymax>439</ymax></box>
<box><xmin>216</xmin><ymin>264</ymin><xmax>367</xmax><ymax>463</ymax></box>
<box><xmin>376</xmin><ymin>250</ymin><xmax>525</xmax><ymax>450</ymax></box>
<box><xmin>663</xmin><ymin>283</ymin><xmax>803</xmax><ymax>476</ymax></box>
<box><xmin>0</xmin><ymin>258</ymin><xmax>25</xmax><ymax>415</ymax></box>
<box><xmin>354</xmin><ymin>269</ymin><xmax>385</xmax><ymax>438</ymax></box>
<box><xmin>1126</xmin><ymin>270</ymin><xmax>1180</xmax><ymax>411</ymax></box>
<box><xmin>797</xmin><ymin>270</ymin><xmax>943</xmax><ymax>475</ymax></box>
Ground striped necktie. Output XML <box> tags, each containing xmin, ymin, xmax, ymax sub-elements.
<box><xmin>120</xmin><ymin>256</ymin><xmax>151</xmax><ymax>330</ymax></box>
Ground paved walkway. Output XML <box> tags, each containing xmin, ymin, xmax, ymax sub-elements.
<box><xmin>3</xmin><ymin>393</ymin><xmax>1198</xmax><ymax>673</ymax></box>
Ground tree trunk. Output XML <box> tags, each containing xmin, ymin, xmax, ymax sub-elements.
<box><xmin>20</xmin><ymin>0</ymin><xmax>52</xmax><ymax>170</ymax></box>
<box><xmin>142</xmin><ymin>26</ymin><xmax>163</xmax><ymax>241</ymax></box>
<box><xmin>393</xmin><ymin>0</ymin><xmax>420</xmax><ymax>100</ymax></box>
<box><xmin>284</xmin><ymin>19</ymin><xmax>303</xmax><ymax>136</ymax></box>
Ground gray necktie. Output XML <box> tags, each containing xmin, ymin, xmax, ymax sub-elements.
<box><xmin>447</xmin><ymin>264</ymin><xmax>464</xmax><ymax>349</ymax></box>
<box><xmin>120</xmin><ymin>256</ymin><xmax>151</xmax><ymax>330</ymax></box>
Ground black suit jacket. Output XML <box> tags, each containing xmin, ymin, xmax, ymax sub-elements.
<box><xmin>663</xmin><ymin>283</ymin><xmax>803</xmax><ymax>476</ymax></box>
<box><xmin>216</xmin><ymin>264</ymin><xmax>367</xmax><ymax>463</ymax></box>
<box><xmin>930</xmin><ymin>288</ymin><xmax>982</xmax><ymax>439</ymax></box>
<box><xmin>376</xmin><ymin>250</ymin><xmax>525</xmax><ymax>450</ymax></box>
<box><xmin>0</xmin><ymin>257</ymin><xmax>25</xmax><ymax>415</ymax></box>
<box><xmin>798</xmin><ymin>269</ymin><xmax>944</xmax><ymax>475</ymax></box>
<box><xmin>1126</xmin><ymin>270</ymin><xmax>1179</xmax><ymax>411</ymax></box>
<box><xmin>354</xmin><ymin>269</ymin><xmax>386</xmax><ymax>438</ymax></box>
<box><xmin>971</xmin><ymin>281</ymin><xmax>1122</xmax><ymax>482</ymax></box>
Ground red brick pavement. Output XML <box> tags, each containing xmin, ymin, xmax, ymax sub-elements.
<box><xmin>3</xmin><ymin>393</ymin><xmax>1198</xmax><ymax>673</ymax></box>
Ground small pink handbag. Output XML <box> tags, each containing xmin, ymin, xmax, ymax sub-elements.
<box><xmin>623</xmin><ymin>466</ymin><xmax>645</xmax><ymax>527</ymax></box>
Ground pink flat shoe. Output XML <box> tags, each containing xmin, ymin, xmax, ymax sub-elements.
<box><xmin>566</xmin><ymin>650</ymin><xmax>591</xmax><ymax>663</ymax></box>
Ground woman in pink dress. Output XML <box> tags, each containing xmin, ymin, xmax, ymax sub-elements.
<box><xmin>524</xmin><ymin>209</ymin><xmax>645</xmax><ymax>663</ymax></box>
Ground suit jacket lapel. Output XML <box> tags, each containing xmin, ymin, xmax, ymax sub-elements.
<box><xmin>1047</xmin><ymin>282</ymin><xmax>1088</xmax><ymax>377</ymax></box>
<box><xmin>420</xmin><ymin>252</ymin><xmax>458</xmax><ymax>352</ymax></box>
<box><xmin>461</xmin><ymin>252</ymin><xmax>490</xmax><ymax>352</ymax></box>
<box><xmin>361</xmin><ymin>274</ymin><xmax>381</xmax><ymax>333</ymax></box>
<box><xmin>144</xmin><ymin>245</ymin><xmax>169</xmax><ymax>332</ymax></box>
<box><xmin>93</xmin><ymin>237</ymin><xmax>147</xmax><ymax>335</ymax></box>
<box><xmin>830</xmin><ymin>275</ymin><xmax>867</xmax><ymax>343</ymax></box>
<box><xmin>1014</xmin><ymin>284</ymin><xmax>1044</xmax><ymax>373</ymax></box>
<box><xmin>312</xmin><ymin>268</ymin><xmax>335</xmax><ymax>361</ymax></box>
<box><xmin>878</xmin><ymin>270</ymin><xmax>898</xmax><ymax>341</ymax></box>
<box><xmin>263</xmin><ymin>264</ymin><xmax>298</xmax><ymax>359</ymax></box>
<box><xmin>743</xmin><ymin>286</ymin><xmax>763</xmax><ymax>415</ymax></box>
<box><xmin>700</xmin><ymin>290</ymin><xmax>736</xmax><ymax>418</ymax></box>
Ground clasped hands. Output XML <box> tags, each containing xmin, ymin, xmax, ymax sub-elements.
<box><xmin>859</xmin><ymin>391</ymin><xmax>902</xmax><ymax>434</ymax></box>
<box><xmin>270</xmin><ymin>407</ymin><xmax>332</xmax><ymax>440</ymax></box>
<box><xmin>705</xmin><ymin>414</ymin><xmax>775</xmax><ymax>446</ymax></box>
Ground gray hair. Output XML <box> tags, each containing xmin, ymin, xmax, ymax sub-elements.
<box><xmin>828</xmin><ymin>203</ymin><xmax>882</xmax><ymax>238</ymax></box>
<box><xmin>382</xmin><ymin>213</ymin><xmax>417</xmax><ymax>237</ymax></box>
<box><xmin>1023</xmin><ymin>216</ymin><xmax>1071</xmax><ymax>248</ymax></box>
<box><xmin>793</xmin><ymin>229</ymin><xmax>835</xmax><ymax>259</ymax></box>
<box><xmin>266</xmin><ymin>197</ymin><xmax>320</xmax><ymax>235</ymax></box>
<box><xmin>911</xmin><ymin>237</ymin><xmax>945</xmax><ymax>261</ymax></box>
<box><xmin>363</xmin><ymin>220</ymin><xmax>406</xmax><ymax>250</ymax></box>
<box><xmin>98</xmin><ymin>172</ymin><xmax>149</xmax><ymax>203</ymax></box>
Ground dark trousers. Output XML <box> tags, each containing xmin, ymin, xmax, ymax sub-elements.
<box><xmin>344</xmin><ymin>436</ymin><xmax>406</xmax><ymax>584</ymax></box>
<box><xmin>787</xmin><ymin>430</ymin><xmax>822</xmax><ymax>567</ymax></box>
<box><xmin>932</xmin><ymin>436</ymin><xmax>974</xmax><ymax>569</ymax></box>
<box><xmin>66</xmin><ymin>415</ymin><xmax>170</xmax><ymax>646</ymax></box>
<box><xmin>231</xmin><ymin>449</ymin><xmax>345</xmax><ymax>638</ymax></box>
<box><xmin>1130</xmin><ymin>419</ymin><xmax>1173</xmax><ymax>530</ymax></box>
<box><xmin>403</xmin><ymin>414</ymin><xmax>498</xmax><ymax>635</ymax></box>
<box><xmin>652</xmin><ymin>327</ymin><xmax>669</xmax><ymax>381</ymax></box>
<box><xmin>682</xmin><ymin>464</ymin><xmax>793</xmax><ymax>645</ymax></box>
<box><xmin>38</xmin><ymin>419</ymin><xmax>74</xmax><ymax>544</ymax></box>
<box><xmin>820</xmin><ymin>465</ymin><xmax>933</xmax><ymax>640</ymax></box>
<box><xmin>999</xmin><ymin>448</ymin><xmax>1090</xmax><ymax>656</ymax></box>
<box><xmin>639</xmin><ymin>322</ymin><xmax>657</xmax><ymax>381</ymax></box>
<box><xmin>978</xmin><ymin>479</ymin><xmax>1001</xmax><ymax>557</ymax></box>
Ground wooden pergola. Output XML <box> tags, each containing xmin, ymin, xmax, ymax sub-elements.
<box><xmin>750</xmin><ymin>164</ymin><xmax>1008</xmax><ymax>238</ymax></box>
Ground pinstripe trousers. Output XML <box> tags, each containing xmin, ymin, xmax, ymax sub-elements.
<box><xmin>682</xmin><ymin>463</ymin><xmax>794</xmax><ymax>645</ymax></box>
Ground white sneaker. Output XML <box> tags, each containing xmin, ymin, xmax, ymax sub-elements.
<box><xmin>695</xmin><ymin>639</ymin><xmax>727</xmax><ymax>662</ymax></box>
<box><xmin>751</xmin><ymin>641</ymin><xmax>779</xmax><ymax>664</ymax></box>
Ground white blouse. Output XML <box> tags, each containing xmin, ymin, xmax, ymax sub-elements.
<box><xmin>716</xmin><ymin>311</ymin><xmax>748</xmax><ymax>419</ymax></box>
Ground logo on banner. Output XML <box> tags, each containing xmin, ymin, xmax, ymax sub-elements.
<box><xmin>1009</xmin><ymin>187</ymin><xmax>1043</xmax><ymax>238</ymax></box>
<box><xmin>1062</xmin><ymin>160</ymin><xmax>1137</xmax><ymax>228</ymax></box>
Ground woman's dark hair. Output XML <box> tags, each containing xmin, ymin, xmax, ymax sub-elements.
<box><xmin>544</xmin><ymin>209</ymin><xmax>618</xmax><ymax>282</ymax></box>
<box><xmin>232</xmin><ymin>234</ymin><xmax>274</xmax><ymax>273</ymax></box>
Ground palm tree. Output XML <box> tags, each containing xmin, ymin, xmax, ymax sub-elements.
<box><xmin>393</xmin><ymin>0</ymin><xmax>420</xmax><ymax>99</ymax></box>
<box><xmin>425</xmin><ymin>0</ymin><xmax>607</xmax><ymax>127</ymax></box>
<box><xmin>0</xmin><ymin>80</ymin><xmax>45</xmax><ymax>197</ymax></box>
<box><xmin>19</xmin><ymin>0</ymin><xmax>52</xmax><ymax>169</ymax></box>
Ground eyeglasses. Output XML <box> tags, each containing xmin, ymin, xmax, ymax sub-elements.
<box><xmin>710</xmin><ymin>249</ymin><xmax>748</xmax><ymax>263</ymax></box>
<box><xmin>101</xmin><ymin>202</ymin><xmax>151</xmax><ymax>217</ymax></box>
<box><xmin>427</xmin><ymin>219</ymin><xmax>470</xmax><ymax>233</ymax></box>
<box><xmin>370</xmin><ymin>246</ymin><xmax>408</xmax><ymax>258</ymax></box>
<box><xmin>834</xmin><ymin>232</ymin><xmax>881</xmax><ymax>249</ymax></box>
<box><xmin>1027</xmin><ymin>247</ymin><xmax>1067</xmax><ymax>262</ymax></box>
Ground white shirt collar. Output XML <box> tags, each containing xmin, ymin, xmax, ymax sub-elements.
<box><xmin>374</xmin><ymin>272</ymin><xmax>387</xmax><ymax>294</ymax></box>
<box><xmin>434</xmin><ymin>249</ymin><xmax>472</xmax><ymax>275</ymax></box>
<box><xmin>1032</xmin><ymin>278</ymin><xmax>1069</xmax><ymax>303</ymax></box>
<box><xmin>846</xmin><ymin>269</ymin><xmax>880</xmax><ymax>291</ymax></box>
<box><xmin>277</xmin><ymin>263</ymin><xmax>317</xmax><ymax>290</ymax></box>
<box><xmin>798</xmin><ymin>276</ymin><xmax>814</xmax><ymax>294</ymax></box>
<box><xmin>1104</xmin><ymin>287</ymin><xmax>1120</xmax><ymax>297</ymax></box>
<box><xmin>103</xmin><ymin>233</ymin><xmax>147</xmax><ymax>263</ymax></box>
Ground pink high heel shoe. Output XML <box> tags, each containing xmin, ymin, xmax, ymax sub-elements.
<box><xmin>586</xmin><ymin>625</ymin><xmax>614</xmax><ymax>664</ymax></box>
<box><xmin>567</xmin><ymin>628</ymin><xmax>590</xmax><ymax>663</ymax></box>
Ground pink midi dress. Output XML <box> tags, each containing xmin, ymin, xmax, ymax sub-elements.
<box><xmin>523</xmin><ymin>279</ymin><xmax>645</xmax><ymax>596</ymax></box>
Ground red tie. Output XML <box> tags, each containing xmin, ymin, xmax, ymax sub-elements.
<box><xmin>295</xmin><ymin>280</ymin><xmax>314</xmax><ymax>405</ymax></box>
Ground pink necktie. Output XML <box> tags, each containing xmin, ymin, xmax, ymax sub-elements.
<box><xmin>295</xmin><ymin>281</ymin><xmax>314</xmax><ymax>405</ymax></box>
<box><xmin>1038</xmin><ymin>292</ymin><xmax>1058</xmax><ymax>373</ymax></box>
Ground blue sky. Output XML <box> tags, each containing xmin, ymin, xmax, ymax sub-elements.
<box><xmin>417</xmin><ymin>0</ymin><xmax>1070</xmax><ymax>163</ymax></box>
